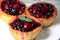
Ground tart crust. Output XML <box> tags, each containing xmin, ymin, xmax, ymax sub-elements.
<box><xmin>0</xmin><ymin>0</ymin><xmax>26</xmax><ymax>24</ymax></box>
<box><xmin>26</xmin><ymin>2</ymin><xmax>57</xmax><ymax>27</ymax></box>
<box><xmin>9</xmin><ymin>25</ymin><xmax>42</xmax><ymax>40</ymax></box>
<box><xmin>9</xmin><ymin>15</ymin><xmax>42</xmax><ymax>40</ymax></box>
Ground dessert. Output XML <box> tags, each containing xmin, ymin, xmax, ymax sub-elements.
<box><xmin>0</xmin><ymin>0</ymin><xmax>26</xmax><ymax>23</ymax></box>
<box><xmin>27</xmin><ymin>2</ymin><xmax>57</xmax><ymax>27</ymax></box>
<box><xmin>0</xmin><ymin>1</ymin><xmax>57</xmax><ymax>40</ymax></box>
<box><xmin>9</xmin><ymin>15</ymin><xmax>42</xmax><ymax>40</ymax></box>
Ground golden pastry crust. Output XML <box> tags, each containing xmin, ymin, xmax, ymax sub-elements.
<box><xmin>26</xmin><ymin>2</ymin><xmax>57</xmax><ymax>27</ymax></box>
<box><xmin>9</xmin><ymin>15</ymin><xmax>42</xmax><ymax>40</ymax></box>
<box><xmin>9</xmin><ymin>25</ymin><xmax>42</xmax><ymax>40</ymax></box>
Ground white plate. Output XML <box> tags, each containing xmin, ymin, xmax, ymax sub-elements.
<box><xmin>0</xmin><ymin>1</ymin><xmax>60</xmax><ymax>40</ymax></box>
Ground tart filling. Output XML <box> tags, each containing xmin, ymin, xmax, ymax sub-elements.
<box><xmin>10</xmin><ymin>16</ymin><xmax>41</xmax><ymax>32</ymax></box>
<box><xmin>1</xmin><ymin>0</ymin><xmax>25</xmax><ymax>15</ymax></box>
<box><xmin>28</xmin><ymin>3</ymin><xmax>55</xmax><ymax>18</ymax></box>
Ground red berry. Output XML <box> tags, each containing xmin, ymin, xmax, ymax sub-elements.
<box><xmin>32</xmin><ymin>7</ymin><xmax>37</xmax><ymax>13</ymax></box>
<box><xmin>19</xmin><ymin>9</ymin><xmax>24</xmax><ymax>14</ymax></box>
<box><xmin>12</xmin><ymin>0</ymin><xmax>18</xmax><ymax>3</ymax></box>
<box><xmin>41</xmin><ymin>6</ymin><xmax>48</xmax><ymax>13</ymax></box>
<box><xmin>4</xmin><ymin>4</ymin><xmax>9</xmax><ymax>9</ymax></box>
<box><xmin>24</xmin><ymin>22</ymin><xmax>31</xmax><ymax>30</ymax></box>
<box><xmin>13</xmin><ymin>4</ymin><xmax>19</xmax><ymax>8</ymax></box>
<box><xmin>35</xmin><ymin>13</ymin><xmax>42</xmax><ymax>18</ymax></box>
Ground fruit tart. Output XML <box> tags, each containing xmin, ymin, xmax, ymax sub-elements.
<box><xmin>9</xmin><ymin>15</ymin><xmax>42</xmax><ymax>40</ymax></box>
<box><xmin>27</xmin><ymin>2</ymin><xmax>57</xmax><ymax>27</ymax></box>
<box><xmin>0</xmin><ymin>0</ymin><xmax>26</xmax><ymax>24</ymax></box>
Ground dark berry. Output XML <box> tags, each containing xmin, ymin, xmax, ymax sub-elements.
<box><xmin>28</xmin><ymin>8</ymin><xmax>32</xmax><ymax>12</ymax></box>
<box><xmin>29</xmin><ymin>7</ymin><xmax>37</xmax><ymax>15</ymax></box>
<box><xmin>19</xmin><ymin>4</ymin><xmax>25</xmax><ymax>10</ymax></box>
<box><xmin>10</xmin><ymin>8</ymin><xmax>19</xmax><ymax>15</ymax></box>
<box><xmin>37</xmin><ymin>5</ymin><xmax>42</xmax><ymax>8</ymax></box>
<box><xmin>28</xmin><ymin>8</ymin><xmax>33</xmax><ymax>15</ymax></box>
<box><xmin>37</xmin><ymin>8</ymin><xmax>41</xmax><ymax>12</ymax></box>
<box><xmin>47</xmin><ymin>12</ymin><xmax>51</xmax><ymax>15</ymax></box>
<box><xmin>42</xmin><ymin>13</ymin><xmax>49</xmax><ymax>18</ymax></box>
<box><xmin>49</xmin><ymin>8</ymin><xmax>54</xmax><ymax>13</ymax></box>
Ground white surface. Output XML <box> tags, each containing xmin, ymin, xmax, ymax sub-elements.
<box><xmin>0</xmin><ymin>19</ymin><xmax>14</xmax><ymax>40</ymax></box>
<box><xmin>0</xmin><ymin>1</ymin><xmax>60</xmax><ymax>40</ymax></box>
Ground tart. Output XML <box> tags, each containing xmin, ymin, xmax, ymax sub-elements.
<box><xmin>27</xmin><ymin>2</ymin><xmax>57</xmax><ymax>27</ymax></box>
<box><xmin>0</xmin><ymin>0</ymin><xmax>26</xmax><ymax>24</ymax></box>
<box><xmin>9</xmin><ymin>15</ymin><xmax>42</xmax><ymax>40</ymax></box>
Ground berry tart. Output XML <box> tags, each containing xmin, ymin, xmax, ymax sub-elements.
<box><xmin>9</xmin><ymin>15</ymin><xmax>42</xmax><ymax>40</ymax></box>
<box><xmin>0</xmin><ymin>0</ymin><xmax>26</xmax><ymax>24</ymax></box>
<box><xmin>27</xmin><ymin>2</ymin><xmax>57</xmax><ymax>27</ymax></box>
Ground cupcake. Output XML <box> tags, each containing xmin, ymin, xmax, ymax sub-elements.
<box><xmin>26</xmin><ymin>2</ymin><xmax>57</xmax><ymax>27</ymax></box>
<box><xmin>0</xmin><ymin>0</ymin><xmax>26</xmax><ymax>23</ymax></box>
<box><xmin>9</xmin><ymin>15</ymin><xmax>42</xmax><ymax>40</ymax></box>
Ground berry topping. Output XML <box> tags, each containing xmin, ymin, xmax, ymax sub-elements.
<box><xmin>32</xmin><ymin>7</ymin><xmax>37</xmax><ymax>13</ymax></box>
<box><xmin>41</xmin><ymin>6</ymin><xmax>48</xmax><ymax>13</ymax></box>
<box><xmin>10</xmin><ymin>17</ymin><xmax>40</xmax><ymax>32</ymax></box>
<box><xmin>35</xmin><ymin>13</ymin><xmax>42</xmax><ymax>18</ymax></box>
<box><xmin>4</xmin><ymin>4</ymin><xmax>9</xmax><ymax>9</ymax></box>
<box><xmin>24</xmin><ymin>22</ymin><xmax>31</xmax><ymax>30</ymax></box>
<box><xmin>28</xmin><ymin>3</ymin><xmax>54</xmax><ymax>18</ymax></box>
<box><xmin>11</xmin><ymin>0</ymin><xmax>18</xmax><ymax>3</ymax></box>
<box><xmin>13</xmin><ymin>4</ymin><xmax>19</xmax><ymax>8</ymax></box>
<box><xmin>1</xmin><ymin>0</ymin><xmax>25</xmax><ymax>15</ymax></box>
